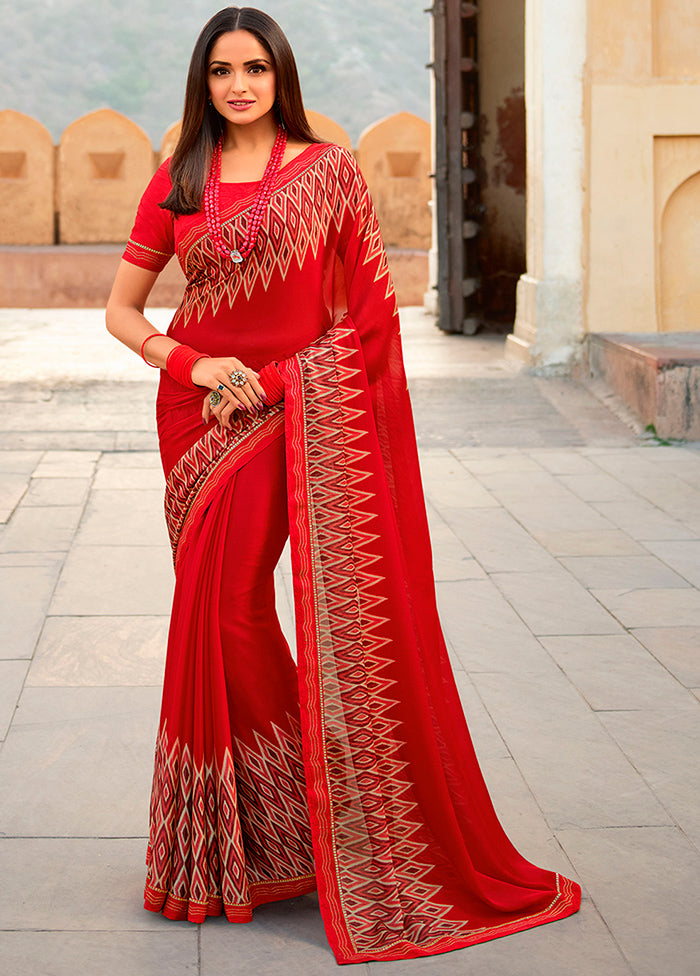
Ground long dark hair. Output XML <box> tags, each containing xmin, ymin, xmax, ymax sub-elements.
<box><xmin>161</xmin><ymin>7</ymin><xmax>321</xmax><ymax>215</ymax></box>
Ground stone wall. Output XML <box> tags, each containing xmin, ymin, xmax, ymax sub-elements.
<box><xmin>585</xmin><ymin>0</ymin><xmax>700</xmax><ymax>335</ymax></box>
<box><xmin>0</xmin><ymin>108</ymin><xmax>430</xmax><ymax>251</ymax></box>
<box><xmin>0</xmin><ymin>111</ymin><xmax>54</xmax><ymax>245</ymax></box>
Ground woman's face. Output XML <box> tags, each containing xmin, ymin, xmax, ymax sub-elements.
<box><xmin>207</xmin><ymin>30</ymin><xmax>277</xmax><ymax>127</ymax></box>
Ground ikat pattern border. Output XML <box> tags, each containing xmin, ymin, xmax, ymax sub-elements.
<box><xmin>286</xmin><ymin>324</ymin><xmax>580</xmax><ymax>961</ymax></box>
<box><xmin>146</xmin><ymin>720</ymin><xmax>317</xmax><ymax>923</ymax></box>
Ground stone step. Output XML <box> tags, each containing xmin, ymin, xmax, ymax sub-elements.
<box><xmin>586</xmin><ymin>332</ymin><xmax>700</xmax><ymax>440</ymax></box>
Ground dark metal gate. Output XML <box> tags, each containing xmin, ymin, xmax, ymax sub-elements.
<box><xmin>430</xmin><ymin>1</ymin><xmax>482</xmax><ymax>334</ymax></box>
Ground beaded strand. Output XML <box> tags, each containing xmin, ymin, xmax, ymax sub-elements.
<box><xmin>204</xmin><ymin>125</ymin><xmax>287</xmax><ymax>265</ymax></box>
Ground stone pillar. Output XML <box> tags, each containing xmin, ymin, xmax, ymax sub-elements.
<box><xmin>506</xmin><ymin>0</ymin><xmax>587</xmax><ymax>368</ymax></box>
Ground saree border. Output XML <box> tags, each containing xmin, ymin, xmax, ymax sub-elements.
<box><xmin>146</xmin><ymin>873</ymin><xmax>318</xmax><ymax>924</ymax></box>
<box><xmin>280</xmin><ymin>325</ymin><xmax>581</xmax><ymax>964</ymax></box>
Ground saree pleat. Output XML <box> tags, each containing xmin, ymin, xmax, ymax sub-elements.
<box><xmin>146</xmin><ymin>416</ymin><xmax>316</xmax><ymax>923</ymax></box>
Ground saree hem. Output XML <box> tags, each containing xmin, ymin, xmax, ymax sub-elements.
<box><xmin>144</xmin><ymin>873</ymin><xmax>318</xmax><ymax>924</ymax></box>
<box><xmin>331</xmin><ymin>875</ymin><xmax>581</xmax><ymax>964</ymax></box>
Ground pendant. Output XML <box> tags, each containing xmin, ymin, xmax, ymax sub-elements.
<box><xmin>230</xmin><ymin>249</ymin><xmax>243</xmax><ymax>263</ymax></box>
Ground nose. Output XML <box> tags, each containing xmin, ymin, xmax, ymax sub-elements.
<box><xmin>231</xmin><ymin>71</ymin><xmax>248</xmax><ymax>94</ymax></box>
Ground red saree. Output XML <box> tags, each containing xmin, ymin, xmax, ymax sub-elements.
<box><xmin>125</xmin><ymin>143</ymin><xmax>580</xmax><ymax>964</ymax></box>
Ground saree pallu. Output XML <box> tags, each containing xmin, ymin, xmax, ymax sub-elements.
<box><xmin>146</xmin><ymin>317</ymin><xmax>580</xmax><ymax>964</ymax></box>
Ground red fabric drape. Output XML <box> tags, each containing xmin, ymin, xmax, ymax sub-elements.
<box><xmin>135</xmin><ymin>143</ymin><xmax>579</xmax><ymax>963</ymax></box>
<box><xmin>147</xmin><ymin>320</ymin><xmax>579</xmax><ymax>963</ymax></box>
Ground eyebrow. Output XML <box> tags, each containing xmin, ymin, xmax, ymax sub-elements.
<box><xmin>208</xmin><ymin>58</ymin><xmax>271</xmax><ymax>67</ymax></box>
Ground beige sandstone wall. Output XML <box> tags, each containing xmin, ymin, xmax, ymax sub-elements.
<box><xmin>1</xmin><ymin>108</ymin><xmax>429</xmax><ymax>307</ymax></box>
<box><xmin>57</xmin><ymin>109</ymin><xmax>159</xmax><ymax>244</ymax></box>
<box><xmin>0</xmin><ymin>111</ymin><xmax>54</xmax><ymax>245</ymax></box>
<box><xmin>587</xmin><ymin>0</ymin><xmax>700</xmax><ymax>333</ymax></box>
<box><xmin>356</xmin><ymin>112</ymin><xmax>431</xmax><ymax>250</ymax></box>
<box><xmin>3</xmin><ymin>109</ymin><xmax>427</xmax><ymax>256</ymax></box>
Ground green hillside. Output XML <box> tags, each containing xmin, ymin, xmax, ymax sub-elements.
<box><xmin>1</xmin><ymin>0</ymin><xmax>430</xmax><ymax>145</ymax></box>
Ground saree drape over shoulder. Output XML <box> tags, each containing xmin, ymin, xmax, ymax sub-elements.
<box><xmin>124</xmin><ymin>143</ymin><xmax>580</xmax><ymax>964</ymax></box>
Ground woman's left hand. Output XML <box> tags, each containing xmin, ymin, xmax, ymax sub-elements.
<box><xmin>201</xmin><ymin>368</ymin><xmax>263</xmax><ymax>428</ymax></box>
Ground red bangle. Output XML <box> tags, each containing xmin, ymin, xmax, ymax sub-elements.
<box><xmin>140</xmin><ymin>333</ymin><xmax>162</xmax><ymax>367</ymax></box>
<box><xmin>166</xmin><ymin>344</ymin><xmax>210</xmax><ymax>388</ymax></box>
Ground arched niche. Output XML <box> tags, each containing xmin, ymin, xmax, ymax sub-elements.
<box><xmin>660</xmin><ymin>170</ymin><xmax>700</xmax><ymax>331</ymax></box>
<box><xmin>0</xmin><ymin>110</ymin><xmax>54</xmax><ymax>244</ymax></box>
<box><xmin>58</xmin><ymin>109</ymin><xmax>154</xmax><ymax>243</ymax></box>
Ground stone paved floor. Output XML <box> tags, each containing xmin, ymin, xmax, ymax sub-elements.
<box><xmin>1</xmin><ymin>308</ymin><xmax>699</xmax><ymax>975</ymax></box>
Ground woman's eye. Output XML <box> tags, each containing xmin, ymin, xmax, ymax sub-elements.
<box><xmin>248</xmin><ymin>65</ymin><xmax>265</xmax><ymax>74</ymax></box>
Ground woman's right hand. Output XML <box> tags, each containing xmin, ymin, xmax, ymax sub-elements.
<box><xmin>191</xmin><ymin>356</ymin><xmax>267</xmax><ymax>429</ymax></box>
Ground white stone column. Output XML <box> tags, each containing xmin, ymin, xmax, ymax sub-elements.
<box><xmin>506</xmin><ymin>0</ymin><xmax>587</xmax><ymax>368</ymax></box>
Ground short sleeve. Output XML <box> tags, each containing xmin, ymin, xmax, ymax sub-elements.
<box><xmin>122</xmin><ymin>161</ymin><xmax>175</xmax><ymax>272</ymax></box>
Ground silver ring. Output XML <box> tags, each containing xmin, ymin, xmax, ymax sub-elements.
<box><xmin>229</xmin><ymin>370</ymin><xmax>247</xmax><ymax>387</ymax></box>
<box><xmin>209</xmin><ymin>390</ymin><xmax>222</xmax><ymax>406</ymax></box>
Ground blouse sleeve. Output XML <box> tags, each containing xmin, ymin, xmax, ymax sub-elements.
<box><xmin>122</xmin><ymin>160</ymin><xmax>175</xmax><ymax>272</ymax></box>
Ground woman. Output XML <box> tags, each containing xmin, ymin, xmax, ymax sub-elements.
<box><xmin>106</xmin><ymin>6</ymin><xmax>580</xmax><ymax>965</ymax></box>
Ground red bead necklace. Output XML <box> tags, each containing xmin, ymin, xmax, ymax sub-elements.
<box><xmin>204</xmin><ymin>125</ymin><xmax>287</xmax><ymax>265</ymax></box>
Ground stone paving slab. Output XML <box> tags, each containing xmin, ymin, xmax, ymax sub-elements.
<box><xmin>201</xmin><ymin>900</ymin><xmax>369</xmax><ymax>976</ymax></box>
<box><xmin>639</xmin><ymin>539</ymin><xmax>700</xmax><ymax>587</ymax></box>
<box><xmin>0</xmin><ymin>308</ymin><xmax>699</xmax><ymax>974</ymax></box>
<box><xmin>0</xmin><ymin>686</ymin><xmax>160</xmax><ymax>837</ymax></box>
<box><xmin>0</xmin><ymin>932</ymin><xmax>199</xmax><ymax>976</ymax></box>
<box><xmin>631</xmin><ymin>626</ymin><xmax>700</xmax><ymax>686</ymax></box>
<box><xmin>557</xmin><ymin>826</ymin><xmax>700</xmax><ymax>976</ymax></box>
<box><xmin>539</xmin><ymin>634</ymin><xmax>691</xmax><ymax>710</ymax></box>
<box><xmin>435</xmin><ymin>504</ymin><xmax>560</xmax><ymax>573</ymax></box>
<box><xmin>74</xmin><ymin>488</ymin><xmax>169</xmax><ymax>547</ymax></box>
<box><xmin>437</xmin><ymin>579</ymin><xmax>556</xmax><ymax>673</ymax></box>
<box><xmin>21</xmin><ymin>475</ymin><xmax>92</xmax><ymax>507</ymax></box>
<box><xmin>558</xmin><ymin>553</ymin><xmax>689</xmax><ymax>590</ymax></box>
<box><xmin>0</xmin><ymin>659</ymin><xmax>29</xmax><ymax>740</ymax></box>
<box><xmin>472</xmin><ymin>670</ymin><xmax>673</xmax><ymax>830</ymax></box>
<box><xmin>530</xmin><ymin>528</ymin><xmax>647</xmax><ymax>557</ymax></box>
<box><xmin>50</xmin><ymin>544</ymin><xmax>174</xmax><ymax>616</ymax></box>
<box><xmin>599</xmin><ymin>706</ymin><xmax>700</xmax><ymax>849</ymax></box>
<box><xmin>591</xmin><ymin>587</ymin><xmax>700</xmax><ymax>628</ymax></box>
<box><xmin>0</xmin><ymin>559</ymin><xmax>64</xmax><ymax>659</ymax></box>
<box><xmin>0</xmin><ymin>838</ymin><xmax>187</xmax><ymax>931</ymax></box>
<box><xmin>490</xmin><ymin>568</ymin><xmax>624</xmax><ymax>636</ymax></box>
<box><xmin>592</xmin><ymin>498</ymin><xmax>695</xmax><ymax>542</ymax></box>
<box><xmin>27</xmin><ymin>615</ymin><xmax>168</xmax><ymax>687</ymax></box>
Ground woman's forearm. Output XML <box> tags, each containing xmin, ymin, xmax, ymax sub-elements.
<box><xmin>105</xmin><ymin>302</ymin><xmax>179</xmax><ymax>368</ymax></box>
